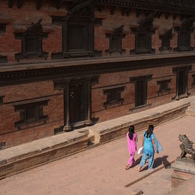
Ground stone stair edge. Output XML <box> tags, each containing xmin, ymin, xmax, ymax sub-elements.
<box><xmin>0</xmin><ymin>131</ymin><xmax>90</xmax><ymax>164</ymax></box>
<box><xmin>90</xmin><ymin>102</ymin><xmax>190</xmax><ymax>135</ymax></box>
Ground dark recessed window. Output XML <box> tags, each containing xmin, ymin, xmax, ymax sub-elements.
<box><xmin>157</xmin><ymin>79</ymin><xmax>171</xmax><ymax>95</ymax></box>
<box><xmin>192</xmin><ymin>75</ymin><xmax>195</xmax><ymax>87</ymax></box>
<box><xmin>103</xmin><ymin>86</ymin><xmax>125</xmax><ymax>108</ymax></box>
<box><xmin>0</xmin><ymin>24</ymin><xmax>6</xmax><ymax>33</ymax></box>
<box><xmin>106</xmin><ymin>25</ymin><xmax>125</xmax><ymax>54</ymax></box>
<box><xmin>0</xmin><ymin>95</ymin><xmax>4</xmax><ymax>106</ymax></box>
<box><xmin>52</xmin><ymin>2</ymin><xmax>95</xmax><ymax>59</ymax></box>
<box><xmin>15</xmin><ymin>19</ymin><xmax>48</xmax><ymax>60</ymax></box>
<box><xmin>130</xmin><ymin>75</ymin><xmax>152</xmax><ymax>108</ymax></box>
<box><xmin>14</xmin><ymin>98</ymin><xmax>49</xmax><ymax>129</ymax></box>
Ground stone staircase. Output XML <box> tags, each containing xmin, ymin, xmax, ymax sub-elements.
<box><xmin>186</xmin><ymin>101</ymin><xmax>195</xmax><ymax>116</ymax></box>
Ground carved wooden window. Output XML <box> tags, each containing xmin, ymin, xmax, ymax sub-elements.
<box><xmin>192</xmin><ymin>74</ymin><xmax>195</xmax><ymax>87</ymax></box>
<box><xmin>159</xmin><ymin>28</ymin><xmax>173</xmax><ymax>51</ymax></box>
<box><xmin>67</xmin><ymin>17</ymin><xmax>90</xmax><ymax>53</ymax></box>
<box><xmin>106</xmin><ymin>25</ymin><xmax>125</xmax><ymax>54</ymax></box>
<box><xmin>14</xmin><ymin>98</ymin><xmax>49</xmax><ymax>129</ymax></box>
<box><xmin>0</xmin><ymin>24</ymin><xmax>7</xmax><ymax>63</ymax></box>
<box><xmin>157</xmin><ymin>79</ymin><xmax>171</xmax><ymax>95</ymax></box>
<box><xmin>0</xmin><ymin>56</ymin><xmax>7</xmax><ymax>63</ymax></box>
<box><xmin>0</xmin><ymin>95</ymin><xmax>4</xmax><ymax>106</ymax></box>
<box><xmin>0</xmin><ymin>24</ymin><xmax>6</xmax><ymax>33</ymax></box>
<box><xmin>103</xmin><ymin>86</ymin><xmax>125</xmax><ymax>108</ymax></box>
<box><xmin>174</xmin><ymin>17</ymin><xmax>195</xmax><ymax>52</ymax></box>
<box><xmin>15</xmin><ymin>19</ymin><xmax>48</xmax><ymax>61</ymax></box>
<box><xmin>130</xmin><ymin>75</ymin><xmax>152</xmax><ymax>107</ymax></box>
<box><xmin>178</xmin><ymin>30</ymin><xmax>191</xmax><ymax>51</ymax></box>
<box><xmin>52</xmin><ymin>2</ymin><xmax>96</xmax><ymax>59</ymax></box>
<box><xmin>130</xmin><ymin>15</ymin><xmax>155</xmax><ymax>54</ymax></box>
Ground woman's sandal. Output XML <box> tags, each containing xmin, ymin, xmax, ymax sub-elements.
<box><xmin>138</xmin><ymin>167</ymin><xmax>141</xmax><ymax>172</ymax></box>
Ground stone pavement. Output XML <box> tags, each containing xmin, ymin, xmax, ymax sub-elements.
<box><xmin>0</xmin><ymin>113</ymin><xmax>195</xmax><ymax>194</ymax></box>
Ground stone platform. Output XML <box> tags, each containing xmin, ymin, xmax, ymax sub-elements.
<box><xmin>0</xmin><ymin>96</ymin><xmax>195</xmax><ymax>180</ymax></box>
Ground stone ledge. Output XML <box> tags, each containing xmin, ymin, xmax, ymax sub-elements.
<box><xmin>0</xmin><ymin>131</ymin><xmax>91</xmax><ymax>180</ymax></box>
<box><xmin>88</xmin><ymin>102</ymin><xmax>189</xmax><ymax>144</ymax></box>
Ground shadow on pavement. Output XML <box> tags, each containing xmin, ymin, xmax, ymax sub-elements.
<box><xmin>154</xmin><ymin>155</ymin><xmax>171</xmax><ymax>168</ymax></box>
<box><xmin>138</xmin><ymin>155</ymin><xmax>171</xmax><ymax>171</ymax></box>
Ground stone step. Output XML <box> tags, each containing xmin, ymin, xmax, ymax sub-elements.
<box><xmin>186</xmin><ymin>107</ymin><xmax>195</xmax><ymax>116</ymax></box>
<box><xmin>190</xmin><ymin>101</ymin><xmax>195</xmax><ymax>106</ymax></box>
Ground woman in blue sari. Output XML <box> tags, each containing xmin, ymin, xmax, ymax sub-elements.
<box><xmin>138</xmin><ymin>125</ymin><xmax>162</xmax><ymax>171</ymax></box>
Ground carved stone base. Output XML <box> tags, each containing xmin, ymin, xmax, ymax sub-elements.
<box><xmin>171</xmin><ymin>157</ymin><xmax>195</xmax><ymax>188</ymax></box>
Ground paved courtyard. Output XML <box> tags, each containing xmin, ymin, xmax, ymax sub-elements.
<box><xmin>0</xmin><ymin>115</ymin><xmax>195</xmax><ymax>195</ymax></box>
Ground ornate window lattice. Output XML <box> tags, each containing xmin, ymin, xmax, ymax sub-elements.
<box><xmin>174</xmin><ymin>17</ymin><xmax>195</xmax><ymax>52</ymax></box>
<box><xmin>14</xmin><ymin>98</ymin><xmax>49</xmax><ymax>129</ymax></box>
<box><xmin>15</xmin><ymin>19</ymin><xmax>48</xmax><ymax>61</ymax></box>
<box><xmin>157</xmin><ymin>79</ymin><xmax>171</xmax><ymax>95</ymax></box>
<box><xmin>106</xmin><ymin>25</ymin><xmax>125</xmax><ymax>54</ymax></box>
<box><xmin>52</xmin><ymin>2</ymin><xmax>98</xmax><ymax>59</ymax></box>
<box><xmin>103</xmin><ymin>86</ymin><xmax>125</xmax><ymax>108</ymax></box>
<box><xmin>159</xmin><ymin>28</ymin><xmax>173</xmax><ymax>51</ymax></box>
<box><xmin>130</xmin><ymin>14</ymin><xmax>155</xmax><ymax>54</ymax></box>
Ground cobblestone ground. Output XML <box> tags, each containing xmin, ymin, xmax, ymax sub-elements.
<box><xmin>0</xmin><ymin>115</ymin><xmax>195</xmax><ymax>195</ymax></box>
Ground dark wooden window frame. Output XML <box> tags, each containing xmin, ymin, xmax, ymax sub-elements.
<box><xmin>106</xmin><ymin>25</ymin><xmax>125</xmax><ymax>55</ymax></box>
<box><xmin>130</xmin><ymin>14</ymin><xmax>155</xmax><ymax>54</ymax></box>
<box><xmin>192</xmin><ymin>74</ymin><xmax>195</xmax><ymax>87</ymax></box>
<box><xmin>159</xmin><ymin>28</ymin><xmax>173</xmax><ymax>52</ymax></box>
<box><xmin>0</xmin><ymin>24</ymin><xmax>7</xmax><ymax>63</ymax></box>
<box><xmin>0</xmin><ymin>24</ymin><xmax>6</xmax><ymax>33</ymax></box>
<box><xmin>173</xmin><ymin>65</ymin><xmax>191</xmax><ymax>100</ymax></box>
<box><xmin>15</xmin><ymin>19</ymin><xmax>48</xmax><ymax>61</ymax></box>
<box><xmin>174</xmin><ymin>17</ymin><xmax>195</xmax><ymax>52</ymax></box>
<box><xmin>103</xmin><ymin>85</ymin><xmax>125</xmax><ymax>109</ymax></box>
<box><xmin>130</xmin><ymin>75</ymin><xmax>152</xmax><ymax>108</ymax></box>
<box><xmin>0</xmin><ymin>55</ymin><xmax>7</xmax><ymax>63</ymax></box>
<box><xmin>14</xmin><ymin>97</ymin><xmax>50</xmax><ymax>129</ymax></box>
<box><xmin>52</xmin><ymin>2</ymin><xmax>96</xmax><ymax>59</ymax></box>
<box><xmin>157</xmin><ymin>79</ymin><xmax>171</xmax><ymax>95</ymax></box>
<box><xmin>0</xmin><ymin>95</ymin><xmax>4</xmax><ymax>106</ymax></box>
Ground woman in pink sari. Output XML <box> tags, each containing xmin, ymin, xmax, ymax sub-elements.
<box><xmin>125</xmin><ymin>125</ymin><xmax>138</xmax><ymax>170</ymax></box>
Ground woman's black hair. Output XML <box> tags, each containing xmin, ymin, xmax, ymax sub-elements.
<box><xmin>128</xmin><ymin>125</ymin><xmax>135</xmax><ymax>140</ymax></box>
<box><xmin>144</xmin><ymin>125</ymin><xmax>154</xmax><ymax>138</ymax></box>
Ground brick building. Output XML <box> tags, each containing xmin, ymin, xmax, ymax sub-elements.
<box><xmin>0</xmin><ymin>0</ymin><xmax>195</xmax><ymax>149</ymax></box>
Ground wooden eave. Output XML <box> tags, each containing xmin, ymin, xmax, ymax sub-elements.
<box><xmin>7</xmin><ymin>0</ymin><xmax>195</xmax><ymax>17</ymax></box>
<box><xmin>1</xmin><ymin>52</ymin><xmax>195</xmax><ymax>87</ymax></box>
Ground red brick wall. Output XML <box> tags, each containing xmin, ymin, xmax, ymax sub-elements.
<box><xmin>1</xmin><ymin>1</ymin><xmax>194</xmax><ymax>61</ymax></box>
<box><xmin>0</xmin><ymin>1</ymin><xmax>195</xmax><ymax>149</ymax></box>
